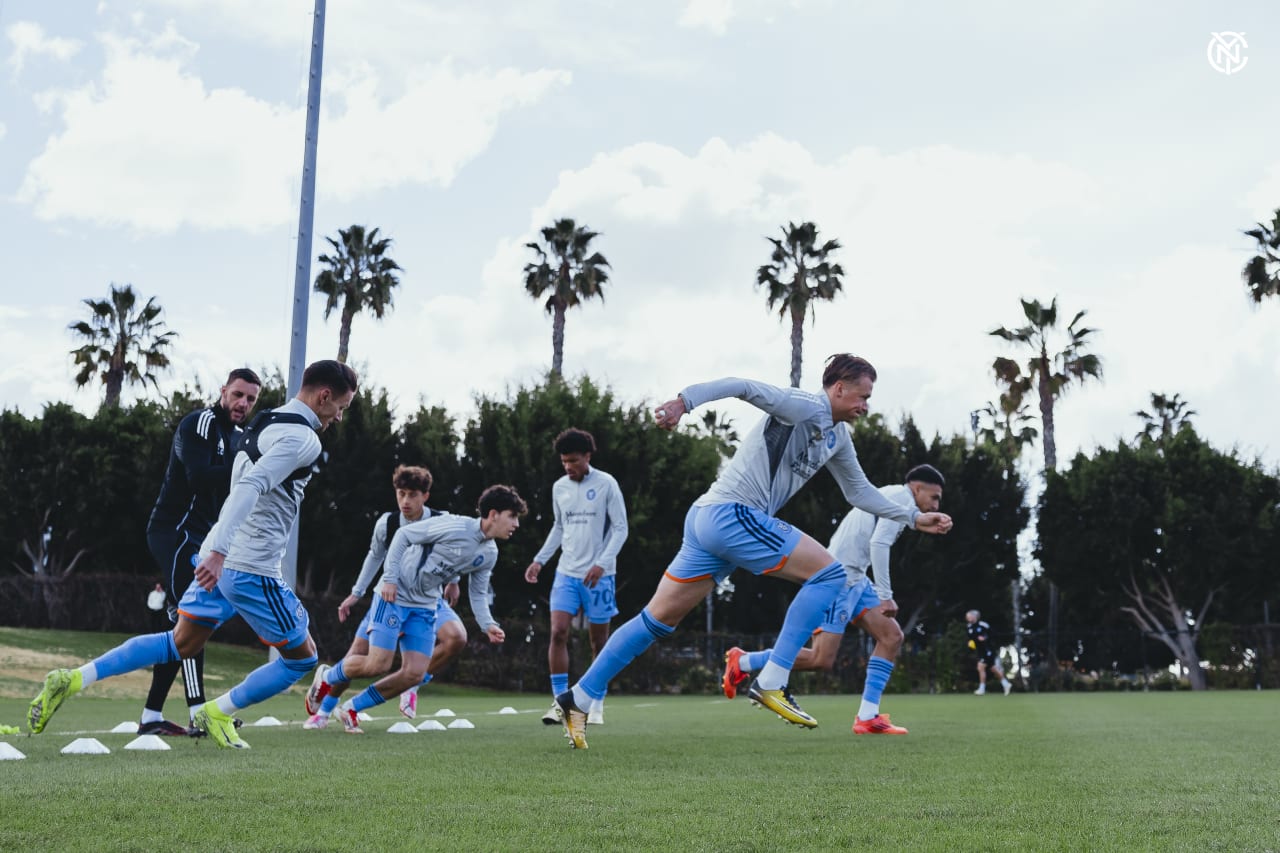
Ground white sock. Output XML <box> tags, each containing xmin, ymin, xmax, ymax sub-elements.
<box><xmin>755</xmin><ymin>661</ymin><xmax>789</xmax><ymax>691</ymax></box>
<box><xmin>140</xmin><ymin>708</ymin><xmax>163</xmax><ymax>724</ymax></box>
<box><xmin>590</xmin><ymin>697</ymin><xmax>604</xmax><ymax>713</ymax></box>
<box><xmin>215</xmin><ymin>694</ymin><xmax>240</xmax><ymax>716</ymax></box>
<box><xmin>571</xmin><ymin>684</ymin><xmax>592</xmax><ymax>710</ymax></box>
<box><xmin>857</xmin><ymin>700</ymin><xmax>879</xmax><ymax>721</ymax></box>
<box><xmin>78</xmin><ymin>663</ymin><xmax>98</xmax><ymax>688</ymax></box>
<box><xmin>188</xmin><ymin>703</ymin><xmax>203</xmax><ymax>721</ymax></box>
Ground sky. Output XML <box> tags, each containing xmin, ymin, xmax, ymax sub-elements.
<box><xmin>2</xmin><ymin>1</ymin><xmax>1278</xmax><ymax>470</ymax></box>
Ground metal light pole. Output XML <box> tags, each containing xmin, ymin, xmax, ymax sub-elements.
<box><xmin>281</xmin><ymin>0</ymin><xmax>326</xmax><ymax>593</ymax></box>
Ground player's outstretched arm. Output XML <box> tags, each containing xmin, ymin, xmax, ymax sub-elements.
<box><xmin>913</xmin><ymin>512</ymin><xmax>953</xmax><ymax>534</ymax></box>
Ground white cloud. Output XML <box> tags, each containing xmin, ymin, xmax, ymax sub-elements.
<box><xmin>16</xmin><ymin>25</ymin><xmax>569</xmax><ymax>232</ymax></box>
<box><xmin>678</xmin><ymin>0</ymin><xmax>736</xmax><ymax>35</ymax></box>
<box><xmin>6</xmin><ymin>21</ymin><xmax>83</xmax><ymax>75</ymax></box>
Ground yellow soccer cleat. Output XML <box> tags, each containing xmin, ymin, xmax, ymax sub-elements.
<box><xmin>27</xmin><ymin>669</ymin><xmax>83</xmax><ymax>734</ymax></box>
<box><xmin>555</xmin><ymin>691</ymin><xmax>589</xmax><ymax>750</ymax></box>
<box><xmin>745</xmin><ymin>679</ymin><xmax>818</xmax><ymax>728</ymax></box>
<box><xmin>194</xmin><ymin>705</ymin><xmax>250</xmax><ymax>749</ymax></box>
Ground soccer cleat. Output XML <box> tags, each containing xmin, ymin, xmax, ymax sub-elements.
<box><xmin>554</xmin><ymin>691</ymin><xmax>588</xmax><ymax>750</ymax></box>
<box><xmin>304</xmin><ymin>664</ymin><xmax>331</xmax><ymax>715</ymax></box>
<box><xmin>974</xmin><ymin>685</ymin><xmax>986</xmax><ymax>695</ymax></box>
<box><xmin>302</xmin><ymin>712</ymin><xmax>331</xmax><ymax>730</ymax></box>
<box><xmin>27</xmin><ymin>669</ymin><xmax>83</xmax><ymax>734</ymax></box>
<box><xmin>340</xmin><ymin>706</ymin><xmax>364</xmax><ymax>734</ymax></box>
<box><xmin>193</xmin><ymin>705</ymin><xmax>249</xmax><ymax>749</ymax></box>
<box><xmin>587</xmin><ymin>708</ymin><xmax>604</xmax><ymax>726</ymax></box>
<box><xmin>138</xmin><ymin>719</ymin><xmax>191</xmax><ymax>737</ymax></box>
<box><xmin>399</xmin><ymin>688</ymin><xmax>418</xmax><ymax>719</ymax></box>
<box><xmin>541</xmin><ymin>703</ymin><xmax>563</xmax><ymax>726</ymax></box>
<box><xmin>721</xmin><ymin>647</ymin><xmax>749</xmax><ymax>700</ymax></box>
<box><xmin>1002</xmin><ymin>681</ymin><xmax>1013</xmax><ymax>696</ymax></box>
<box><xmin>745</xmin><ymin>679</ymin><xmax>818</xmax><ymax>728</ymax></box>
<box><xmin>852</xmin><ymin>714</ymin><xmax>908</xmax><ymax>735</ymax></box>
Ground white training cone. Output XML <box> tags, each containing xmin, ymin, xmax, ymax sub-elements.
<box><xmin>0</xmin><ymin>742</ymin><xmax>27</xmax><ymax>760</ymax></box>
<box><xmin>387</xmin><ymin>721</ymin><xmax>417</xmax><ymax>734</ymax></box>
<box><xmin>447</xmin><ymin>719</ymin><xmax>475</xmax><ymax>729</ymax></box>
<box><xmin>111</xmin><ymin>721</ymin><xmax>140</xmax><ymax>733</ymax></box>
<box><xmin>251</xmin><ymin>716</ymin><xmax>283</xmax><ymax>727</ymax></box>
<box><xmin>357</xmin><ymin>711</ymin><xmax>373</xmax><ymax>722</ymax></box>
<box><xmin>498</xmin><ymin>706</ymin><xmax>518</xmax><ymax>715</ymax></box>
<box><xmin>61</xmin><ymin>737</ymin><xmax>110</xmax><ymax>755</ymax></box>
<box><xmin>416</xmin><ymin>719</ymin><xmax>447</xmax><ymax>731</ymax></box>
<box><xmin>124</xmin><ymin>734</ymin><xmax>171</xmax><ymax>751</ymax></box>
<box><xmin>433</xmin><ymin>708</ymin><xmax>456</xmax><ymax>717</ymax></box>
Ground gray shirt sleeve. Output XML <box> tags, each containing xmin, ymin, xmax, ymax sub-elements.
<box><xmin>532</xmin><ymin>492</ymin><xmax>565</xmax><ymax>565</ymax></box>
<box><xmin>351</xmin><ymin>514</ymin><xmax>389</xmax><ymax>597</ymax></box>
<box><xmin>825</xmin><ymin>435</ymin><xmax>920</xmax><ymax>529</ymax></box>
<box><xmin>868</xmin><ymin>517</ymin><xmax>908</xmax><ymax>600</ymax></box>
<box><xmin>594</xmin><ymin>479</ymin><xmax>629</xmax><ymax>567</ymax></box>
<box><xmin>206</xmin><ymin>430</ymin><xmax>319</xmax><ymax>556</ymax></box>
<box><xmin>679</xmin><ymin>377</ymin><xmax>808</xmax><ymax>422</ymax></box>
<box><xmin>466</xmin><ymin>553</ymin><xmax>499</xmax><ymax>631</ymax></box>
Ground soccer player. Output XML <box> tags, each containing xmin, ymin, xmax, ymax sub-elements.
<box><xmin>723</xmin><ymin>464</ymin><xmax>947</xmax><ymax>735</ymax></box>
<box><xmin>553</xmin><ymin>354</ymin><xmax>953</xmax><ymax>749</ymax></box>
<box><xmin>26</xmin><ymin>360</ymin><xmax>358</xmax><ymax>749</ymax></box>
<box><xmin>302</xmin><ymin>464</ymin><xmax>468</xmax><ymax>727</ymax></box>
<box><xmin>307</xmin><ymin>485</ymin><xmax>526</xmax><ymax>733</ymax></box>
<box><xmin>525</xmin><ymin>428</ymin><xmax>629</xmax><ymax>727</ymax></box>
<box><xmin>141</xmin><ymin>367</ymin><xmax>261</xmax><ymax>736</ymax></box>
<box><xmin>966</xmin><ymin>609</ymin><xmax>1012</xmax><ymax>695</ymax></box>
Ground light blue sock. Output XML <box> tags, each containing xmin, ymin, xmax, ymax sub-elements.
<box><xmin>228</xmin><ymin>654</ymin><xmax>315</xmax><ymax>709</ymax></box>
<box><xmin>319</xmin><ymin>694</ymin><xmax>340</xmax><ymax>715</ymax></box>
<box><xmin>550</xmin><ymin>672</ymin><xmax>569</xmax><ymax>697</ymax></box>
<box><xmin>419</xmin><ymin>673</ymin><xmax>433</xmax><ymax>687</ymax></box>
<box><xmin>351</xmin><ymin>685</ymin><xmax>387</xmax><ymax>713</ymax></box>
<box><xmin>862</xmin><ymin>655</ymin><xmax>895</xmax><ymax>706</ymax></box>
<box><xmin>764</xmin><ymin>563</ymin><xmax>845</xmax><ymax>674</ymax></box>
<box><xmin>743</xmin><ymin>650</ymin><xmax>772</xmax><ymax>672</ymax></box>
<box><xmin>578</xmin><ymin>608</ymin><xmax>674</xmax><ymax>701</ymax></box>
<box><xmin>92</xmin><ymin>632</ymin><xmax>178</xmax><ymax>680</ymax></box>
<box><xmin>326</xmin><ymin>659</ymin><xmax>350</xmax><ymax>686</ymax></box>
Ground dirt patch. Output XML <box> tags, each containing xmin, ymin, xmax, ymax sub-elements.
<box><xmin>0</xmin><ymin>643</ymin><xmax>156</xmax><ymax>699</ymax></box>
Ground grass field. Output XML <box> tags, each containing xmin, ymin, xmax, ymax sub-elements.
<box><xmin>1</xmin><ymin>629</ymin><xmax>1278</xmax><ymax>852</ymax></box>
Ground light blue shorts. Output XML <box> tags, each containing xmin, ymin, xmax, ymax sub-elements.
<box><xmin>664</xmin><ymin>503</ymin><xmax>803</xmax><ymax>585</ymax></box>
<box><xmin>816</xmin><ymin>577</ymin><xmax>881</xmax><ymax>635</ymax></box>
<box><xmin>358</xmin><ymin>597</ymin><xmax>461</xmax><ymax>637</ymax></box>
<box><xmin>550</xmin><ymin>573</ymin><xmax>618</xmax><ymax>623</ymax></box>
<box><xmin>367</xmin><ymin>599</ymin><xmax>438</xmax><ymax>657</ymax></box>
<box><xmin>178</xmin><ymin>568</ymin><xmax>310</xmax><ymax>650</ymax></box>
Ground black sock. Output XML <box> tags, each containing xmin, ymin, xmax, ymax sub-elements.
<box><xmin>145</xmin><ymin>659</ymin><xmax>181</xmax><ymax>715</ymax></box>
<box><xmin>183</xmin><ymin>651</ymin><xmax>207</xmax><ymax>710</ymax></box>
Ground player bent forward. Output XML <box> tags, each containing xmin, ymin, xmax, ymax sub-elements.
<box><xmin>307</xmin><ymin>485</ymin><xmax>526</xmax><ymax>732</ymax></box>
<box><xmin>725</xmin><ymin>464</ymin><xmax>946</xmax><ymax>735</ymax></box>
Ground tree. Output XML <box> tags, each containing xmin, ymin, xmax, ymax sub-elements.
<box><xmin>522</xmin><ymin>218</ymin><xmax>611</xmax><ymax>379</ymax></box>
<box><xmin>1134</xmin><ymin>392</ymin><xmax>1196</xmax><ymax>445</ymax></box>
<box><xmin>314</xmin><ymin>224</ymin><xmax>403</xmax><ymax>363</ymax></box>
<box><xmin>1242</xmin><ymin>208</ymin><xmax>1280</xmax><ymax>302</ymax></box>
<box><xmin>68</xmin><ymin>283</ymin><xmax>176</xmax><ymax>409</ymax></box>
<box><xmin>756</xmin><ymin>221</ymin><xmax>845</xmax><ymax>387</ymax></box>
<box><xmin>975</xmin><ymin>398</ymin><xmax>1039</xmax><ymax>460</ymax></box>
<box><xmin>989</xmin><ymin>297</ymin><xmax>1102</xmax><ymax>471</ymax></box>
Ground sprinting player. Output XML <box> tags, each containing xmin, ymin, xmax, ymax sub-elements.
<box><xmin>724</xmin><ymin>464</ymin><xmax>946</xmax><ymax>736</ymax></box>
<box><xmin>554</xmin><ymin>355</ymin><xmax>953</xmax><ymax>749</ymax></box>
<box><xmin>966</xmin><ymin>609</ymin><xmax>1012</xmax><ymax>695</ymax></box>
<box><xmin>141</xmin><ymin>367</ymin><xmax>261</xmax><ymax>736</ymax></box>
<box><xmin>302</xmin><ymin>465</ymin><xmax>468</xmax><ymax>727</ymax></box>
<box><xmin>307</xmin><ymin>485</ymin><xmax>526</xmax><ymax>733</ymax></box>
<box><xmin>27</xmin><ymin>360</ymin><xmax>358</xmax><ymax>749</ymax></box>
<box><xmin>525</xmin><ymin>428</ymin><xmax>629</xmax><ymax>727</ymax></box>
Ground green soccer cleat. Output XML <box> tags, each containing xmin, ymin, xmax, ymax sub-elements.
<box><xmin>194</xmin><ymin>705</ymin><xmax>250</xmax><ymax>749</ymax></box>
<box><xmin>27</xmin><ymin>669</ymin><xmax>83</xmax><ymax>734</ymax></box>
<box><xmin>745</xmin><ymin>679</ymin><xmax>818</xmax><ymax>728</ymax></box>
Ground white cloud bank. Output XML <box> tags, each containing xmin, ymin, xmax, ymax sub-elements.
<box><xmin>6</xmin><ymin>21</ymin><xmax>82</xmax><ymax>75</ymax></box>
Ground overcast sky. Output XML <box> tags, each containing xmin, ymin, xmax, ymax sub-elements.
<box><xmin>2</xmin><ymin>1</ymin><xmax>1278</xmax><ymax>469</ymax></box>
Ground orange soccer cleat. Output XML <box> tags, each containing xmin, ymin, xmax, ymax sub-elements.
<box><xmin>721</xmin><ymin>647</ymin><xmax>750</xmax><ymax>700</ymax></box>
<box><xmin>852</xmin><ymin>714</ymin><xmax>908</xmax><ymax>735</ymax></box>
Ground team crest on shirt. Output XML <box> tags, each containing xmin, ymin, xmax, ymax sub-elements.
<box><xmin>586</xmin><ymin>488</ymin><xmax>597</xmax><ymax>500</ymax></box>
<box><xmin>216</xmin><ymin>437</ymin><xmax>225</xmax><ymax>457</ymax></box>
<box><xmin>471</xmin><ymin>554</ymin><xmax>485</xmax><ymax>567</ymax></box>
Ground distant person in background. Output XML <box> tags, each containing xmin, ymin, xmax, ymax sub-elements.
<box><xmin>147</xmin><ymin>583</ymin><xmax>168</xmax><ymax>631</ymax></box>
<box><xmin>966</xmin><ymin>609</ymin><xmax>1012</xmax><ymax>695</ymax></box>
<box><xmin>142</xmin><ymin>367</ymin><xmax>262</xmax><ymax>736</ymax></box>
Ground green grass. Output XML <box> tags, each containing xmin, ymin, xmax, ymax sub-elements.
<box><xmin>1</xmin><ymin>631</ymin><xmax>1278</xmax><ymax>851</ymax></box>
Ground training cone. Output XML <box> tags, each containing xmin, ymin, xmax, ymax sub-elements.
<box><xmin>111</xmin><ymin>721</ymin><xmax>140</xmax><ymax>733</ymax></box>
<box><xmin>61</xmin><ymin>738</ymin><xmax>110</xmax><ymax>755</ymax></box>
<box><xmin>416</xmin><ymin>719</ymin><xmax>447</xmax><ymax>731</ymax></box>
<box><xmin>387</xmin><ymin>721</ymin><xmax>417</xmax><ymax>734</ymax></box>
<box><xmin>433</xmin><ymin>708</ymin><xmax>456</xmax><ymax>717</ymax></box>
<box><xmin>498</xmin><ymin>706</ymin><xmax>518</xmax><ymax>715</ymax></box>
<box><xmin>357</xmin><ymin>711</ymin><xmax>373</xmax><ymax>722</ymax></box>
<box><xmin>0</xmin><ymin>742</ymin><xmax>26</xmax><ymax>760</ymax></box>
<box><xmin>251</xmin><ymin>716</ymin><xmax>283</xmax><ymax>727</ymax></box>
<box><xmin>447</xmin><ymin>719</ymin><xmax>475</xmax><ymax>729</ymax></box>
<box><xmin>124</xmin><ymin>734</ymin><xmax>171</xmax><ymax>751</ymax></box>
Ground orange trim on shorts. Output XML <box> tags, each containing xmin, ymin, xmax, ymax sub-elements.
<box><xmin>176</xmin><ymin>608</ymin><xmax>218</xmax><ymax>627</ymax></box>
<box><xmin>760</xmin><ymin>554</ymin><xmax>789</xmax><ymax>575</ymax></box>
<box><xmin>663</xmin><ymin>570</ymin><xmax>715</xmax><ymax>583</ymax></box>
<box><xmin>259</xmin><ymin>636</ymin><xmax>289</xmax><ymax>648</ymax></box>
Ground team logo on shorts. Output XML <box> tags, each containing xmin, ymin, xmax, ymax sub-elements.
<box><xmin>295</xmin><ymin>603</ymin><xmax>305</xmax><ymax>620</ymax></box>
<box><xmin>776</xmin><ymin>521</ymin><xmax>792</xmax><ymax>535</ymax></box>
<box><xmin>586</xmin><ymin>488</ymin><xmax>597</xmax><ymax>500</ymax></box>
<box><xmin>385</xmin><ymin>614</ymin><xmax>400</xmax><ymax>628</ymax></box>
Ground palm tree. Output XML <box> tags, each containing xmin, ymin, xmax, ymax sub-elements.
<box><xmin>989</xmin><ymin>297</ymin><xmax>1102</xmax><ymax>471</ymax></box>
<box><xmin>1134</xmin><ymin>392</ymin><xmax>1196</xmax><ymax>444</ymax></box>
<box><xmin>314</xmin><ymin>224</ymin><xmax>402</xmax><ymax>363</ymax></box>
<box><xmin>976</xmin><ymin>397</ymin><xmax>1039</xmax><ymax>459</ymax></box>
<box><xmin>523</xmin><ymin>218</ymin><xmax>611</xmax><ymax>379</ymax></box>
<box><xmin>756</xmin><ymin>221</ymin><xmax>845</xmax><ymax>387</ymax></box>
<box><xmin>1242</xmin><ymin>208</ymin><xmax>1280</xmax><ymax>302</ymax></box>
<box><xmin>68</xmin><ymin>283</ymin><xmax>177</xmax><ymax>409</ymax></box>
